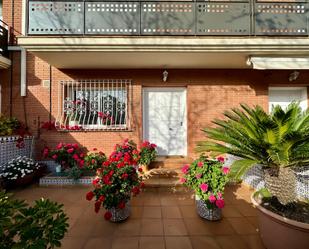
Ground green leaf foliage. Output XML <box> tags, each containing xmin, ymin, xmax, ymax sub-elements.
<box><xmin>196</xmin><ymin>102</ymin><xmax>309</xmax><ymax>180</ymax></box>
<box><xmin>0</xmin><ymin>191</ymin><xmax>69</xmax><ymax>249</ymax></box>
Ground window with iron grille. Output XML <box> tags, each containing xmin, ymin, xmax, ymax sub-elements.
<box><xmin>56</xmin><ymin>80</ymin><xmax>132</xmax><ymax>131</ymax></box>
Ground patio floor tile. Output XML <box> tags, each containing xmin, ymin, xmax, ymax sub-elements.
<box><xmin>140</xmin><ymin>219</ymin><xmax>164</xmax><ymax>236</ymax></box>
<box><xmin>215</xmin><ymin>235</ymin><xmax>248</xmax><ymax>249</ymax></box>
<box><xmin>165</xmin><ymin>237</ymin><xmax>192</xmax><ymax>249</ymax></box>
<box><xmin>143</xmin><ymin>206</ymin><xmax>162</xmax><ymax>218</ymax></box>
<box><xmin>61</xmin><ymin>237</ymin><xmax>86</xmax><ymax>249</ymax></box>
<box><xmin>111</xmin><ymin>237</ymin><xmax>139</xmax><ymax>249</ymax></box>
<box><xmin>139</xmin><ymin>237</ymin><xmax>165</xmax><ymax>249</ymax></box>
<box><xmin>222</xmin><ymin>205</ymin><xmax>243</xmax><ymax>218</ymax></box>
<box><xmin>160</xmin><ymin>196</ymin><xmax>179</xmax><ymax>206</ymax></box>
<box><xmin>227</xmin><ymin>217</ymin><xmax>258</xmax><ymax>235</ymax></box>
<box><xmin>90</xmin><ymin>219</ymin><xmax>118</xmax><ymax>237</ymax></box>
<box><xmin>234</xmin><ymin>203</ymin><xmax>257</xmax><ymax>217</ymax></box>
<box><xmin>163</xmin><ymin>219</ymin><xmax>188</xmax><ymax>236</ymax></box>
<box><xmin>202</xmin><ymin>219</ymin><xmax>237</xmax><ymax>235</ymax></box>
<box><xmin>162</xmin><ymin>206</ymin><xmax>182</xmax><ymax>218</ymax></box>
<box><xmin>143</xmin><ymin>196</ymin><xmax>161</xmax><ymax>206</ymax></box>
<box><xmin>242</xmin><ymin>235</ymin><xmax>266</xmax><ymax>249</ymax></box>
<box><xmin>179</xmin><ymin>206</ymin><xmax>199</xmax><ymax>218</ymax></box>
<box><xmin>183</xmin><ymin>218</ymin><xmax>213</xmax><ymax>235</ymax></box>
<box><xmin>114</xmin><ymin>218</ymin><xmax>141</xmax><ymax>237</ymax></box>
<box><xmin>190</xmin><ymin>236</ymin><xmax>221</xmax><ymax>249</ymax></box>
<box><xmin>83</xmin><ymin>237</ymin><xmax>112</xmax><ymax>249</ymax></box>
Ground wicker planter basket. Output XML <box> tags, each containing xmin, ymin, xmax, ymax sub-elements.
<box><xmin>195</xmin><ymin>195</ymin><xmax>222</xmax><ymax>221</ymax></box>
<box><xmin>108</xmin><ymin>201</ymin><xmax>131</xmax><ymax>222</ymax></box>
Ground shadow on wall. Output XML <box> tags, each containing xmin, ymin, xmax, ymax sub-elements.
<box><xmin>1</xmin><ymin>59</ymin><xmax>309</xmax><ymax>160</ymax></box>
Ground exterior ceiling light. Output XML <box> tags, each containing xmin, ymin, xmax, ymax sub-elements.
<box><xmin>163</xmin><ymin>70</ymin><xmax>168</xmax><ymax>82</ymax></box>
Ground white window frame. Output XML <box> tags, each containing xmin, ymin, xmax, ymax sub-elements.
<box><xmin>269</xmin><ymin>87</ymin><xmax>308</xmax><ymax>112</ymax></box>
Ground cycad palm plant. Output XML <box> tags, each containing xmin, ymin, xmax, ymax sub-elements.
<box><xmin>197</xmin><ymin>103</ymin><xmax>309</xmax><ymax>205</ymax></box>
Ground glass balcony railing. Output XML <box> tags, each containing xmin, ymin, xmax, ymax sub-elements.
<box><xmin>0</xmin><ymin>21</ymin><xmax>9</xmax><ymax>57</ymax></box>
<box><xmin>27</xmin><ymin>0</ymin><xmax>308</xmax><ymax>36</ymax></box>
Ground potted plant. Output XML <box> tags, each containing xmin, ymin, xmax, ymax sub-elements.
<box><xmin>181</xmin><ymin>155</ymin><xmax>229</xmax><ymax>221</ymax></box>
<box><xmin>138</xmin><ymin>140</ymin><xmax>157</xmax><ymax>172</ymax></box>
<box><xmin>0</xmin><ymin>115</ymin><xmax>20</xmax><ymax>136</ymax></box>
<box><xmin>86</xmin><ymin>139</ymin><xmax>144</xmax><ymax>222</ymax></box>
<box><xmin>84</xmin><ymin>149</ymin><xmax>107</xmax><ymax>171</ymax></box>
<box><xmin>0</xmin><ymin>191</ymin><xmax>69</xmax><ymax>248</ymax></box>
<box><xmin>197</xmin><ymin>103</ymin><xmax>309</xmax><ymax>249</ymax></box>
<box><xmin>44</xmin><ymin>143</ymin><xmax>86</xmax><ymax>179</ymax></box>
<box><xmin>0</xmin><ymin>115</ymin><xmax>31</xmax><ymax>148</ymax></box>
<box><xmin>0</xmin><ymin>156</ymin><xmax>42</xmax><ymax>188</ymax></box>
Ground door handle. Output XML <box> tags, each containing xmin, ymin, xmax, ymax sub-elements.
<box><xmin>169</xmin><ymin>128</ymin><xmax>173</xmax><ymax>131</ymax></box>
<box><xmin>180</xmin><ymin>122</ymin><xmax>183</xmax><ymax>126</ymax></box>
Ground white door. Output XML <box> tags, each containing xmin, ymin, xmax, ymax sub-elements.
<box><xmin>143</xmin><ymin>88</ymin><xmax>187</xmax><ymax>156</ymax></box>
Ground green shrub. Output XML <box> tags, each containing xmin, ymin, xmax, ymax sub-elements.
<box><xmin>0</xmin><ymin>191</ymin><xmax>69</xmax><ymax>249</ymax></box>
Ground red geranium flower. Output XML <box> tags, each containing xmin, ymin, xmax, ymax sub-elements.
<box><xmin>94</xmin><ymin>201</ymin><xmax>101</xmax><ymax>213</ymax></box>
<box><xmin>118</xmin><ymin>201</ymin><xmax>125</xmax><ymax>209</ymax></box>
<box><xmin>121</xmin><ymin>173</ymin><xmax>128</xmax><ymax>179</ymax></box>
<box><xmin>104</xmin><ymin>211</ymin><xmax>112</xmax><ymax>220</ymax></box>
<box><xmin>132</xmin><ymin>186</ymin><xmax>140</xmax><ymax>195</ymax></box>
<box><xmin>99</xmin><ymin>196</ymin><xmax>105</xmax><ymax>202</ymax></box>
<box><xmin>86</xmin><ymin>191</ymin><xmax>94</xmax><ymax>201</ymax></box>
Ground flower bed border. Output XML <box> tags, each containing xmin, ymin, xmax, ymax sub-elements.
<box><xmin>39</xmin><ymin>173</ymin><xmax>95</xmax><ymax>186</ymax></box>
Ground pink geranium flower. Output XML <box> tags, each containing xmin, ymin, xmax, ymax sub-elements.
<box><xmin>200</xmin><ymin>183</ymin><xmax>208</xmax><ymax>192</ymax></box>
<box><xmin>52</xmin><ymin>154</ymin><xmax>58</xmax><ymax>160</ymax></box>
<box><xmin>56</xmin><ymin>143</ymin><xmax>63</xmax><ymax>149</ymax></box>
<box><xmin>67</xmin><ymin>148</ymin><xmax>74</xmax><ymax>154</ymax></box>
<box><xmin>197</xmin><ymin>161</ymin><xmax>203</xmax><ymax>167</ymax></box>
<box><xmin>215</xmin><ymin>199</ymin><xmax>225</xmax><ymax>209</ymax></box>
<box><xmin>179</xmin><ymin>178</ymin><xmax>187</xmax><ymax>183</ymax></box>
<box><xmin>222</xmin><ymin>167</ymin><xmax>230</xmax><ymax>175</ymax></box>
<box><xmin>209</xmin><ymin>195</ymin><xmax>216</xmax><ymax>203</ymax></box>
<box><xmin>217</xmin><ymin>156</ymin><xmax>225</xmax><ymax>163</ymax></box>
<box><xmin>196</xmin><ymin>173</ymin><xmax>202</xmax><ymax>179</ymax></box>
<box><xmin>181</xmin><ymin>164</ymin><xmax>190</xmax><ymax>174</ymax></box>
<box><xmin>217</xmin><ymin>192</ymin><xmax>223</xmax><ymax>199</ymax></box>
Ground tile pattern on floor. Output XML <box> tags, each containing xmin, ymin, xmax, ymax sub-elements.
<box><xmin>11</xmin><ymin>184</ymin><xmax>265</xmax><ymax>249</ymax></box>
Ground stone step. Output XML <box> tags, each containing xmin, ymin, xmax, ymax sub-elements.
<box><xmin>143</xmin><ymin>177</ymin><xmax>186</xmax><ymax>189</ymax></box>
<box><xmin>144</xmin><ymin>168</ymin><xmax>183</xmax><ymax>179</ymax></box>
<box><xmin>149</xmin><ymin>156</ymin><xmax>193</xmax><ymax>170</ymax></box>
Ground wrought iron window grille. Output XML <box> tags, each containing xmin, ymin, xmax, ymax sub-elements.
<box><xmin>56</xmin><ymin>79</ymin><xmax>132</xmax><ymax>131</ymax></box>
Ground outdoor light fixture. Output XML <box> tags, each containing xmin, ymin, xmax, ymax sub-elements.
<box><xmin>289</xmin><ymin>71</ymin><xmax>300</xmax><ymax>82</ymax></box>
<box><xmin>163</xmin><ymin>70</ymin><xmax>168</xmax><ymax>82</ymax></box>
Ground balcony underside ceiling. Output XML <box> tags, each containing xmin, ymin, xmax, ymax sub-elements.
<box><xmin>0</xmin><ymin>55</ymin><xmax>11</xmax><ymax>69</ymax></box>
<box><xmin>17</xmin><ymin>37</ymin><xmax>309</xmax><ymax>69</ymax></box>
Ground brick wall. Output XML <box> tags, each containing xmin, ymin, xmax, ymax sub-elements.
<box><xmin>1</xmin><ymin>52</ymin><xmax>309</xmax><ymax>158</ymax></box>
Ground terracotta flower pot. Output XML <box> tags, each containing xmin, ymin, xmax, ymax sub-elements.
<box><xmin>251</xmin><ymin>194</ymin><xmax>309</xmax><ymax>249</ymax></box>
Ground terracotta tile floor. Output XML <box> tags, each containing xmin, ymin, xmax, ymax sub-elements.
<box><xmin>11</xmin><ymin>184</ymin><xmax>266</xmax><ymax>249</ymax></box>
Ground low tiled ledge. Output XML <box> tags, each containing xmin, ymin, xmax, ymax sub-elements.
<box><xmin>39</xmin><ymin>173</ymin><xmax>95</xmax><ymax>186</ymax></box>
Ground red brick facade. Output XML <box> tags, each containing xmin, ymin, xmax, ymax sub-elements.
<box><xmin>1</xmin><ymin>0</ymin><xmax>308</xmax><ymax>158</ymax></box>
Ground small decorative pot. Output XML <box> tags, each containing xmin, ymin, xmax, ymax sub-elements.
<box><xmin>55</xmin><ymin>165</ymin><xmax>62</xmax><ymax>174</ymax></box>
<box><xmin>195</xmin><ymin>195</ymin><xmax>222</xmax><ymax>221</ymax></box>
<box><xmin>108</xmin><ymin>201</ymin><xmax>131</xmax><ymax>222</ymax></box>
